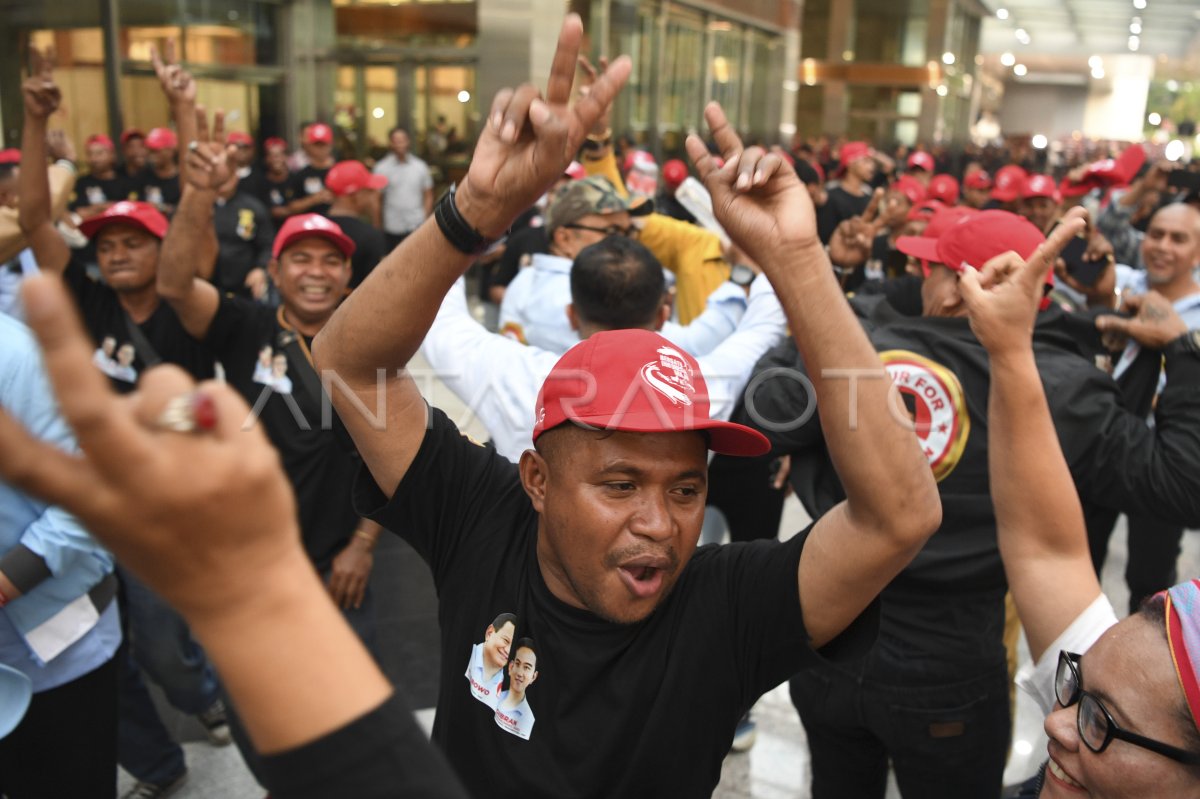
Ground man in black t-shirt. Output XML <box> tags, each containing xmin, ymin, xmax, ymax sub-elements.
<box><xmin>138</xmin><ymin>127</ymin><xmax>182</xmax><ymax>215</ymax></box>
<box><xmin>18</xmin><ymin>65</ymin><xmax>228</xmax><ymax>798</ymax></box>
<box><xmin>243</xmin><ymin>137</ymin><xmax>294</xmax><ymax>223</ymax></box>
<box><xmin>312</xmin><ymin>38</ymin><xmax>941</xmax><ymax>798</ymax></box>
<box><xmin>211</xmin><ymin>166</ymin><xmax>274</xmax><ymax>300</ymax></box>
<box><xmin>817</xmin><ymin>141</ymin><xmax>876</xmax><ymax>244</ymax></box>
<box><xmin>70</xmin><ymin>134</ymin><xmax>137</xmax><ymax>221</ymax></box>
<box><xmin>324</xmin><ymin>160</ymin><xmax>389</xmax><ymax>288</ymax></box>
<box><xmin>285</xmin><ymin>124</ymin><xmax>335</xmax><ymax>217</ymax></box>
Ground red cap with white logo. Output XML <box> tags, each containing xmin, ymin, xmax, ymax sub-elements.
<box><xmin>79</xmin><ymin>201</ymin><xmax>170</xmax><ymax>241</ymax></box>
<box><xmin>145</xmin><ymin>128</ymin><xmax>178</xmax><ymax>151</ymax></box>
<box><xmin>304</xmin><ymin>123</ymin><xmax>334</xmax><ymax>145</ymax></box>
<box><xmin>531</xmin><ymin>329</ymin><xmax>769</xmax><ymax>457</ymax></box>
<box><xmin>907</xmin><ymin>151</ymin><xmax>935</xmax><ymax>173</ymax></box>
<box><xmin>1021</xmin><ymin>174</ymin><xmax>1061</xmax><ymax>202</ymax></box>
<box><xmin>325</xmin><ymin>160</ymin><xmax>388</xmax><ymax>196</ymax></box>
<box><xmin>927</xmin><ymin>174</ymin><xmax>960</xmax><ymax>206</ymax></box>
<box><xmin>272</xmin><ymin>213</ymin><xmax>356</xmax><ymax>258</ymax></box>
<box><xmin>897</xmin><ymin>209</ymin><xmax>1043</xmax><ymax>274</ymax></box>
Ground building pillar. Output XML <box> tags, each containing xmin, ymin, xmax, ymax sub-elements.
<box><xmin>281</xmin><ymin>0</ymin><xmax>337</xmax><ymax>139</ymax></box>
<box><xmin>477</xmin><ymin>0</ymin><xmax>568</xmax><ymax>120</ymax></box>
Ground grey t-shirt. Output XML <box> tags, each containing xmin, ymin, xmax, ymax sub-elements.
<box><xmin>373</xmin><ymin>153</ymin><xmax>433</xmax><ymax>235</ymax></box>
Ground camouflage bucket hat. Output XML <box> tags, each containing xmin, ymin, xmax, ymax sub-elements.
<box><xmin>545</xmin><ymin>175</ymin><xmax>653</xmax><ymax>234</ymax></box>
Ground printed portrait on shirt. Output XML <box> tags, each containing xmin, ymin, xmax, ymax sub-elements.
<box><xmin>493</xmin><ymin>637</ymin><xmax>538</xmax><ymax>741</ymax></box>
<box><xmin>92</xmin><ymin>336</ymin><xmax>139</xmax><ymax>384</ymax></box>
<box><xmin>464</xmin><ymin>611</ymin><xmax>516</xmax><ymax>707</ymax></box>
<box><xmin>237</xmin><ymin>208</ymin><xmax>256</xmax><ymax>241</ymax></box>
<box><xmin>252</xmin><ymin>345</ymin><xmax>294</xmax><ymax>395</ymax></box>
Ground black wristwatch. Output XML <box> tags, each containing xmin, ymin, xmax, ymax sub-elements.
<box><xmin>730</xmin><ymin>263</ymin><xmax>756</xmax><ymax>287</ymax></box>
<box><xmin>434</xmin><ymin>182</ymin><xmax>495</xmax><ymax>255</ymax></box>
<box><xmin>1165</xmin><ymin>330</ymin><xmax>1200</xmax><ymax>360</ymax></box>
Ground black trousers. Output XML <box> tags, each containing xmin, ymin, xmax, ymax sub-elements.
<box><xmin>0</xmin><ymin>656</ymin><xmax>118</xmax><ymax>799</ymax></box>
<box><xmin>1088</xmin><ymin>510</ymin><xmax>1185</xmax><ymax>615</ymax></box>
<box><xmin>792</xmin><ymin>633</ymin><xmax>1010</xmax><ymax>799</ymax></box>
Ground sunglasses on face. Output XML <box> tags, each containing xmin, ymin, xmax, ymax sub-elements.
<box><xmin>1055</xmin><ymin>650</ymin><xmax>1200</xmax><ymax>765</ymax></box>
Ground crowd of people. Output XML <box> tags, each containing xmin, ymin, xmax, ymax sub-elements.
<box><xmin>1</xmin><ymin>15</ymin><xmax>1200</xmax><ymax>799</ymax></box>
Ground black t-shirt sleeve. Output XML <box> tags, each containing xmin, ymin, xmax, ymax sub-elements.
<box><xmin>718</xmin><ymin>526</ymin><xmax>880</xmax><ymax>707</ymax></box>
<box><xmin>256</xmin><ymin>693</ymin><xmax>469</xmax><ymax>799</ymax></box>
<box><xmin>202</xmin><ymin>292</ymin><xmax>270</xmax><ymax>365</ymax></box>
<box><xmin>353</xmin><ymin>406</ymin><xmax>530</xmax><ymax>583</ymax></box>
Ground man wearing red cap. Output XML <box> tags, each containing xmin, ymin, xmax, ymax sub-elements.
<box><xmin>987</xmin><ymin>163</ymin><xmax>1026</xmax><ymax>213</ymax></box>
<box><xmin>906</xmin><ymin>150</ymin><xmax>935</xmax><ymax>186</ymax></box>
<box><xmin>1019</xmin><ymin>173</ymin><xmax>1062</xmax><ymax>234</ymax></box>
<box><xmin>243</xmin><ymin>136</ymin><xmax>294</xmax><ymax>223</ymax></box>
<box><xmin>818</xmin><ymin>140</ymin><xmax>877</xmax><ymax>243</ymax></box>
<box><xmin>746</xmin><ymin>207</ymin><xmax>1200</xmax><ymax>799</ymax></box>
<box><xmin>71</xmin><ymin>133</ymin><xmax>138</xmax><ymax>221</ymax></box>
<box><xmin>655</xmin><ymin>158</ymin><xmax>695</xmax><ymax>223</ymax></box>
<box><xmin>158</xmin><ymin>145</ymin><xmax>384</xmax><ymax>675</ymax></box>
<box><xmin>373</xmin><ymin>126</ymin><xmax>433</xmax><ymax>251</ymax></box>
<box><xmin>120</xmin><ymin>129</ymin><xmax>148</xmax><ymax>181</ymax></box>
<box><xmin>312</xmin><ymin>22</ymin><xmax>941</xmax><ymax>796</ymax></box>
<box><xmin>138</xmin><ymin>127</ymin><xmax>181</xmax><ymax>214</ymax></box>
<box><xmin>962</xmin><ymin>169</ymin><xmax>992</xmax><ymax>209</ymax></box>
<box><xmin>284</xmin><ymin>123</ymin><xmax>336</xmax><ymax>217</ymax></box>
<box><xmin>19</xmin><ymin>62</ymin><xmax>233</xmax><ymax>799</ymax></box>
<box><xmin>926</xmin><ymin>173</ymin><xmax>959</xmax><ymax>206</ymax></box>
<box><xmin>325</xmin><ymin>160</ymin><xmax>389</xmax><ymax>288</ymax></box>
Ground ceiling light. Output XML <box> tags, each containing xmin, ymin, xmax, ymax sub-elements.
<box><xmin>936</xmin><ymin>85</ymin><xmax>949</xmax><ymax>96</ymax></box>
<box><xmin>1166</xmin><ymin>79</ymin><xmax>1180</xmax><ymax>91</ymax></box>
<box><xmin>1130</xmin><ymin>22</ymin><xmax>1142</xmax><ymax>34</ymax></box>
<box><xmin>1014</xmin><ymin>63</ymin><xmax>1028</xmax><ymax>76</ymax></box>
<box><xmin>1133</xmin><ymin>0</ymin><xmax>1146</xmax><ymax>9</ymax></box>
<box><xmin>1128</xmin><ymin>35</ymin><xmax>1140</xmax><ymax>50</ymax></box>
<box><xmin>996</xmin><ymin>7</ymin><xmax>1009</xmax><ymax>19</ymax></box>
<box><xmin>1000</xmin><ymin>52</ymin><xmax>1016</xmax><ymax>67</ymax></box>
<box><xmin>1032</xmin><ymin>134</ymin><xmax>1048</xmax><ymax>149</ymax></box>
<box><xmin>1165</xmin><ymin>139</ymin><xmax>1185</xmax><ymax>161</ymax></box>
<box><xmin>1148</xmin><ymin>112</ymin><xmax>1162</xmax><ymax>125</ymax></box>
<box><xmin>457</xmin><ymin>90</ymin><xmax>471</xmax><ymax>103</ymax></box>
<box><xmin>942</xmin><ymin>52</ymin><xmax>956</xmax><ymax>65</ymax></box>
<box><xmin>1088</xmin><ymin>55</ymin><xmax>1102</xmax><ymax>69</ymax></box>
<box><xmin>1092</xmin><ymin>67</ymin><xmax>1106</xmax><ymax>79</ymax></box>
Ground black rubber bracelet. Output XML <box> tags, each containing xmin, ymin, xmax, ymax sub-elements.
<box><xmin>434</xmin><ymin>182</ymin><xmax>494</xmax><ymax>255</ymax></box>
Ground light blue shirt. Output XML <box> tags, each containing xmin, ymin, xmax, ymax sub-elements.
<box><xmin>0</xmin><ymin>249</ymin><xmax>39</xmax><ymax>322</ymax></box>
<box><xmin>0</xmin><ymin>312</ymin><xmax>119</xmax><ymax>692</ymax></box>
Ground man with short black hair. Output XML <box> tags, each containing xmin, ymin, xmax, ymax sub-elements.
<box><xmin>325</xmin><ymin>160</ymin><xmax>389</xmax><ymax>288</ymax></box>
<box><xmin>285</xmin><ymin>124</ymin><xmax>336</xmax><ymax>217</ymax></box>
<box><xmin>373</xmin><ymin>126</ymin><xmax>433</xmax><ymax>250</ymax></box>
<box><xmin>313</xmin><ymin>21</ymin><xmax>941</xmax><ymax>795</ymax></box>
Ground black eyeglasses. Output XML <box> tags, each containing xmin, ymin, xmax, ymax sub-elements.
<box><xmin>1055</xmin><ymin>650</ymin><xmax>1200</xmax><ymax>765</ymax></box>
<box><xmin>563</xmin><ymin>223</ymin><xmax>637</xmax><ymax>238</ymax></box>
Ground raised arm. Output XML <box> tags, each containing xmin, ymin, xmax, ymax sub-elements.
<box><xmin>17</xmin><ymin>48</ymin><xmax>70</xmax><ymax>275</ymax></box>
<box><xmin>311</xmin><ymin>14</ymin><xmax>630</xmax><ymax>496</ymax></box>
<box><xmin>0</xmin><ymin>276</ymin><xmax>466</xmax><ymax>799</ymax></box>
<box><xmin>156</xmin><ymin>108</ymin><xmax>227</xmax><ymax>339</ymax></box>
<box><xmin>687</xmin><ymin>103</ymin><xmax>941</xmax><ymax>649</ymax></box>
<box><xmin>958</xmin><ymin>211</ymin><xmax>1100</xmax><ymax>662</ymax></box>
<box><xmin>150</xmin><ymin>41</ymin><xmax>198</xmax><ymax>188</ymax></box>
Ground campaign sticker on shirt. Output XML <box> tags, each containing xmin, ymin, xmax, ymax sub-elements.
<box><xmin>880</xmin><ymin>349</ymin><xmax>970</xmax><ymax>482</ymax></box>
<box><xmin>86</xmin><ymin>185</ymin><xmax>108</xmax><ymax>205</ymax></box>
<box><xmin>464</xmin><ymin>612</ymin><xmax>539</xmax><ymax>740</ymax></box>
<box><xmin>92</xmin><ymin>336</ymin><xmax>138</xmax><ymax>384</ymax></box>
<box><xmin>145</xmin><ymin>185</ymin><xmax>164</xmax><ymax>207</ymax></box>
<box><xmin>304</xmin><ymin>176</ymin><xmax>323</xmax><ymax>196</ymax></box>
<box><xmin>237</xmin><ymin>208</ymin><xmax>256</xmax><ymax>241</ymax></box>
<box><xmin>252</xmin><ymin>345</ymin><xmax>293</xmax><ymax>395</ymax></box>
<box><xmin>270</xmin><ymin>188</ymin><xmax>284</xmax><ymax>206</ymax></box>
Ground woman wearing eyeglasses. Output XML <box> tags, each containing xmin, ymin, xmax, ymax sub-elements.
<box><xmin>959</xmin><ymin>210</ymin><xmax>1200</xmax><ymax>797</ymax></box>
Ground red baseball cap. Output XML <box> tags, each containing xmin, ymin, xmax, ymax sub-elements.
<box><xmin>662</xmin><ymin>159</ymin><xmax>689</xmax><ymax>190</ymax></box>
<box><xmin>838</xmin><ymin>141</ymin><xmax>872</xmax><ymax>174</ymax></box>
<box><xmin>897</xmin><ymin>209</ymin><xmax>1042</xmax><ymax>274</ymax></box>
<box><xmin>325</xmin><ymin>160</ymin><xmax>387</xmax><ymax>196</ymax></box>
<box><xmin>964</xmin><ymin>170</ymin><xmax>992</xmax><ymax>190</ymax></box>
<box><xmin>303</xmin><ymin>123</ymin><xmax>334</xmax><ymax>145</ymax></box>
<box><xmin>119</xmin><ymin>129</ymin><xmax>145</xmax><ymax>145</ymax></box>
<box><xmin>623</xmin><ymin>150</ymin><xmax>657</xmax><ymax>173</ymax></box>
<box><xmin>927</xmin><ymin>174</ymin><xmax>960</xmax><ymax>206</ymax></box>
<box><xmin>145</xmin><ymin>127</ymin><xmax>178</xmax><ymax>151</ymax></box>
<box><xmin>891</xmin><ymin>175</ymin><xmax>926</xmax><ymax>206</ymax></box>
<box><xmin>226</xmin><ymin>131</ymin><xmax>254</xmax><ymax>146</ymax></box>
<box><xmin>531</xmin><ymin>329</ymin><xmax>769</xmax><ymax>457</ymax></box>
<box><xmin>895</xmin><ymin>206</ymin><xmax>978</xmax><ymax>265</ymax></box>
<box><xmin>1059</xmin><ymin>177</ymin><xmax>1093</xmax><ymax>198</ymax></box>
<box><xmin>264</xmin><ymin>136</ymin><xmax>288</xmax><ymax>151</ymax></box>
<box><xmin>79</xmin><ymin>200</ymin><xmax>169</xmax><ymax>241</ymax></box>
<box><xmin>991</xmin><ymin>165</ymin><xmax>1027</xmax><ymax>202</ymax></box>
<box><xmin>0</xmin><ymin>149</ymin><xmax>20</xmax><ymax>165</ymax></box>
<box><xmin>272</xmin><ymin>213</ymin><xmax>356</xmax><ymax>259</ymax></box>
<box><xmin>86</xmin><ymin>134</ymin><xmax>115</xmax><ymax>151</ymax></box>
<box><xmin>907</xmin><ymin>151</ymin><xmax>935</xmax><ymax>173</ymax></box>
<box><xmin>1082</xmin><ymin>145</ymin><xmax>1147</xmax><ymax>187</ymax></box>
<box><xmin>1021</xmin><ymin>174</ymin><xmax>1060</xmax><ymax>202</ymax></box>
